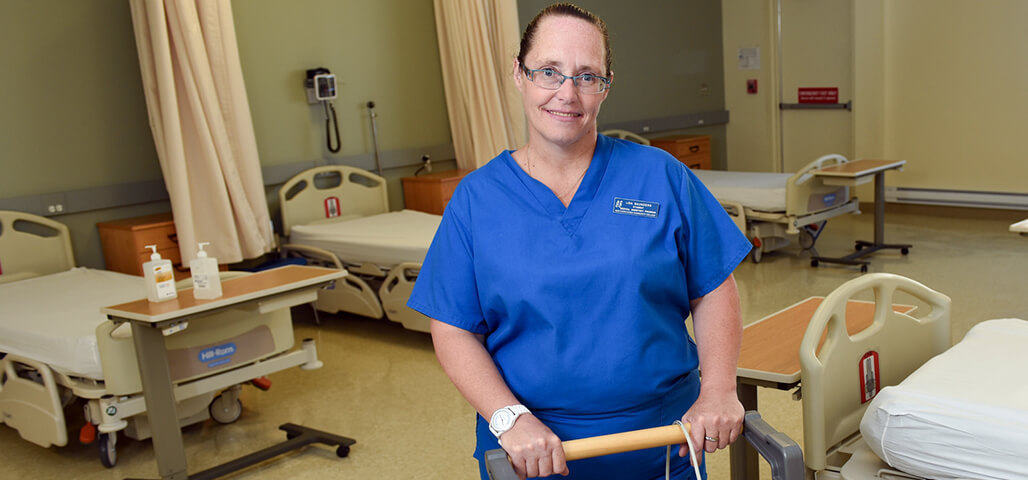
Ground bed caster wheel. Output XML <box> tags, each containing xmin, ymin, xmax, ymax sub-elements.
<box><xmin>98</xmin><ymin>432</ymin><xmax>117</xmax><ymax>468</ymax></box>
<box><xmin>901</xmin><ymin>247</ymin><xmax>909</xmax><ymax>255</ymax></box>
<box><xmin>799</xmin><ymin>230</ymin><xmax>816</xmax><ymax>250</ymax></box>
<box><xmin>751</xmin><ymin>248</ymin><xmax>763</xmax><ymax>264</ymax></box>
<box><xmin>860</xmin><ymin>265</ymin><xmax>868</xmax><ymax>273</ymax></box>
<box><xmin>209</xmin><ymin>394</ymin><xmax>243</xmax><ymax>424</ymax></box>
<box><xmin>336</xmin><ymin>445</ymin><xmax>350</xmax><ymax>458</ymax></box>
<box><xmin>811</xmin><ymin>259</ymin><xmax>819</xmax><ymax>267</ymax></box>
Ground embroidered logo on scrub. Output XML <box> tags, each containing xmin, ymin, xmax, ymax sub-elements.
<box><xmin>612</xmin><ymin>197</ymin><xmax>660</xmax><ymax>218</ymax></box>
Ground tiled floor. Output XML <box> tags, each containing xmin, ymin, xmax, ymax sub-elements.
<box><xmin>2</xmin><ymin>207</ymin><xmax>1025</xmax><ymax>479</ymax></box>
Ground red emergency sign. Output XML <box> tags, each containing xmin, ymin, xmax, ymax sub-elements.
<box><xmin>798</xmin><ymin>87</ymin><xmax>839</xmax><ymax>104</ymax></box>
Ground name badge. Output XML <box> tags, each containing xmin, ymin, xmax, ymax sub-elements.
<box><xmin>613</xmin><ymin>197</ymin><xmax>660</xmax><ymax>218</ymax></box>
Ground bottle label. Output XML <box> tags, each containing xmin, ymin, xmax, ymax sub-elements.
<box><xmin>153</xmin><ymin>265</ymin><xmax>176</xmax><ymax>299</ymax></box>
<box><xmin>193</xmin><ymin>273</ymin><xmax>209</xmax><ymax>289</ymax></box>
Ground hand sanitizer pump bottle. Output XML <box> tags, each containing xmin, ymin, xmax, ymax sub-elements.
<box><xmin>190</xmin><ymin>242</ymin><xmax>222</xmax><ymax>299</ymax></box>
<box><xmin>143</xmin><ymin>245</ymin><xmax>178</xmax><ymax>302</ymax></box>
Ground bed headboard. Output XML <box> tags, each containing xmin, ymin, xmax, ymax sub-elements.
<box><xmin>0</xmin><ymin>210</ymin><xmax>76</xmax><ymax>281</ymax></box>
<box><xmin>278</xmin><ymin>165</ymin><xmax>389</xmax><ymax>236</ymax></box>
<box><xmin>786</xmin><ymin>154</ymin><xmax>850</xmax><ymax>216</ymax></box>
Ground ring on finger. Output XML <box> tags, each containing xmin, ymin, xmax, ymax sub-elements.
<box><xmin>704</xmin><ymin>435</ymin><xmax>719</xmax><ymax>442</ymax></box>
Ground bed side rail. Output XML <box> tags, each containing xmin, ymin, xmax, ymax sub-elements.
<box><xmin>786</xmin><ymin>154</ymin><xmax>851</xmax><ymax>217</ymax></box>
<box><xmin>278</xmin><ymin>165</ymin><xmax>389</xmax><ymax>236</ymax></box>
<box><xmin>485</xmin><ymin>411</ymin><xmax>803</xmax><ymax>480</ymax></box>
<box><xmin>0</xmin><ymin>353</ymin><xmax>68</xmax><ymax>447</ymax></box>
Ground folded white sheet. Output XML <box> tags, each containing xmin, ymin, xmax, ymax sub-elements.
<box><xmin>288</xmin><ymin>209</ymin><xmax>441</xmax><ymax>268</ymax></box>
<box><xmin>860</xmin><ymin>318</ymin><xmax>1028</xmax><ymax>480</ymax></box>
<box><xmin>0</xmin><ymin>268</ymin><xmax>145</xmax><ymax>380</ymax></box>
<box><xmin>692</xmin><ymin>170</ymin><xmax>792</xmax><ymax>212</ymax></box>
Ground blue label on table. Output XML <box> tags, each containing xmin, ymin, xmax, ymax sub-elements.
<box><xmin>199</xmin><ymin>342</ymin><xmax>236</xmax><ymax>368</ymax></box>
<box><xmin>823</xmin><ymin>193</ymin><xmax>837</xmax><ymax>205</ymax></box>
<box><xmin>613</xmin><ymin>197</ymin><xmax>660</xmax><ymax>218</ymax></box>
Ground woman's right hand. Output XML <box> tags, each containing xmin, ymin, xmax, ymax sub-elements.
<box><xmin>500</xmin><ymin>414</ymin><xmax>568</xmax><ymax>478</ymax></box>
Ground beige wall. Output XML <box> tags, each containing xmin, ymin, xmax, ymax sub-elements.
<box><xmin>726</xmin><ymin>0</ymin><xmax>1028</xmax><ymax>196</ymax></box>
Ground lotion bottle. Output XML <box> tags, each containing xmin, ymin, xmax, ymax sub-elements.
<box><xmin>189</xmin><ymin>242</ymin><xmax>222</xmax><ymax>299</ymax></box>
<box><xmin>142</xmin><ymin>245</ymin><xmax>178</xmax><ymax>302</ymax></box>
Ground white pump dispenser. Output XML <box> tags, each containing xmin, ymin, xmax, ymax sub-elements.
<box><xmin>189</xmin><ymin>242</ymin><xmax>222</xmax><ymax>299</ymax></box>
<box><xmin>142</xmin><ymin>245</ymin><xmax>177</xmax><ymax>302</ymax></box>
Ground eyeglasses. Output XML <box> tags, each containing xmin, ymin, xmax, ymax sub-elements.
<box><xmin>520</xmin><ymin>64</ymin><xmax>611</xmax><ymax>94</ymax></box>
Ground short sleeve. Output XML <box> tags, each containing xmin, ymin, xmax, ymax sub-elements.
<box><xmin>677</xmin><ymin>166</ymin><xmax>752</xmax><ymax>299</ymax></box>
<box><xmin>406</xmin><ymin>184</ymin><xmax>489</xmax><ymax>334</ymax></box>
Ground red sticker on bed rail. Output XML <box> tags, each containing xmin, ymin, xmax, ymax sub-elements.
<box><xmin>859</xmin><ymin>351</ymin><xmax>881</xmax><ymax>403</ymax></box>
<box><xmin>324</xmin><ymin>197</ymin><xmax>340</xmax><ymax>218</ymax></box>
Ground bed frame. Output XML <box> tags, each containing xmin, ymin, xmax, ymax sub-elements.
<box><xmin>278</xmin><ymin>165</ymin><xmax>430</xmax><ymax>332</ymax></box>
<box><xmin>0</xmin><ymin>210</ymin><xmax>321</xmax><ymax>467</ymax></box>
<box><xmin>715</xmin><ymin>154</ymin><xmax>860</xmax><ymax>263</ymax></box>
<box><xmin>799</xmin><ymin>273</ymin><xmax>951</xmax><ymax>479</ymax></box>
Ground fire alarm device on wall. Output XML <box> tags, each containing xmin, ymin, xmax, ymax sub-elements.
<box><xmin>747</xmin><ymin>79</ymin><xmax>758</xmax><ymax>94</ymax></box>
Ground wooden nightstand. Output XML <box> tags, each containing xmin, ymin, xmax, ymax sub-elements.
<box><xmin>650</xmin><ymin>134</ymin><xmax>711</xmax><ymax>170</ymax></box>
<box><xmin>97</xmin><ymin>212</ymin><xmax>189</xmax><ymax>280</ymax></box>
<box><xmin>401</xmin><ymin>169</ymin><xmax>472</xmax><ymax>215</ymax></box>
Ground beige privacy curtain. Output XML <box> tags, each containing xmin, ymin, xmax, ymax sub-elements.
<box><xmin>129</xmin><ymin>0</ymin><xmax>273</xmax><ymax>264</ymax></box>
<box><xmin>434</xmin><ymin>0</ymin><xmax>526</xmax><ymax>170</ymax></box>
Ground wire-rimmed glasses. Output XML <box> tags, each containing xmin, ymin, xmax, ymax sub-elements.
<box><xmin>520</xmin><ymin>64</ymin><xmax>611</xmax><ymax>94</ymax></box>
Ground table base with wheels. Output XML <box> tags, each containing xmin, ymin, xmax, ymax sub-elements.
<box><xmin>810</xmin><ymin>159</ymin><xmax>910</xmax><ymax>271</ymax></box>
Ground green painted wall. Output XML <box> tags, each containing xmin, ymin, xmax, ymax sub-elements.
<box><xmin>232</xmin><ymin>0</ymin><xmax>451</xmax><ymax>165</ymax></box>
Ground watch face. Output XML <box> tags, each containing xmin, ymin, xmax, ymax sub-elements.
<box><xmin>492</xmin><ymin>409</ymin><xmax>515</xmax><ymax>430</ymax></box>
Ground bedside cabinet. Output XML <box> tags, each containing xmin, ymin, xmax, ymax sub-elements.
<box><xmin>650</xmin><ymin>134</ymin><xmax>711</xmax><ymax>170</ymax></box>
<box><xmin>97</xmin><ymin>212</ymin><xmax>189</xmax><ymax>281</ymax></box>
<box><xmin>402</xmin><ymin>169</ymin><xmax>472</xmax><ymax>215</ymax></box>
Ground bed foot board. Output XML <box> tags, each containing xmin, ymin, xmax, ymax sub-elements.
<box><xmin>184</xmin><ymin>423</ymin><xmax>356</xmax><ymax>480</ymax></box>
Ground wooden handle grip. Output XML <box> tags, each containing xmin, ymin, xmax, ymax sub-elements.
<box><xmin>561</xmin><ymin>424</ymin><xmax>689</xmax><ymax>461</ymax></box>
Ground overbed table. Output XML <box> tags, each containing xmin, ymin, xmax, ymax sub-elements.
<box><xmin>729</xmin><ymin>297</ymin><xmax>914</xmax><ymax>480</ymax></box>
<box><xmin>102</xmin><ymin>265</ymin><xmax>350</xmax><ymax>480</ymax></box>
<box><xmin>811</xmin><ymin>159</ymin><xmax>909</xmax><ymax>271</ymax></box>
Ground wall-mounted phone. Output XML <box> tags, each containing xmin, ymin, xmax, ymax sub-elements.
<box><xmin>306</xmin><ymin>67</ymin><xmax>341</xmax><ymax>153</ymax></box>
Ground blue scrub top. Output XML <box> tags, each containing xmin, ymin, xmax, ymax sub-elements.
<box><xmin>408</xmin><ymin>134</ymin><xmax>751</xmax><ymax>478</ymax></box>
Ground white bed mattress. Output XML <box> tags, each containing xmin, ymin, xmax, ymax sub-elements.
<box><xmin>288</xmin><ymin>209</ymin><xmax>441</xmax><ymax>268</ymax></box>
<box><xmin>692</xmin><ymin>170</ymin><xmax>792</xmax><ymax>212</ymax></box>
<box><xmin>860</xmin><ymin>318</ymin><xmax>1028</xmax><ymax>480</ymax></box>
<box><xmin>0</xmin><ymin>268</ymin><xmax>145</xmax><ymax>380</ymax></box>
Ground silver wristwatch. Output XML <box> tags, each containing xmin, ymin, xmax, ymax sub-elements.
<box><xmin>488</xmin><ymin>404</ymin><xmax>531</xmax><ymax>440</ymax></box>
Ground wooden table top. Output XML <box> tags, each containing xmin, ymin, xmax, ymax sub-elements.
<box><xmin>102</xmin><ymin>265</ymin><xmax>345</xmax><ymax>323</ymax></box>
<box><xmin>814</xmin><ymin>159</ymin><xmax>906</xmax><ymax>178</ymax></box>
<box><xmin>737</xmin><ymin>297</ymin><xmax>915</xmax><ymax>385</ymax></box>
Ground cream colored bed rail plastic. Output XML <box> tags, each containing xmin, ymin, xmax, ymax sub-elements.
<box><xmin>799</xmin><ymin>273</ymin><xmax>950</xmax><ymax>472</ymax></box>
<box><xmin>0</xmin><ymin>354</ymin><xmax>67</xmax><ymax>447</ymax></box>
<box><xmin>278</xmin><ymin>165</ymin><xmax>389</xmax><ymax>236</ymax></box>
<box><xmin>0</xmin><ymin>210</ymin><xmax>76</xmax><ymax>278</ymax></box>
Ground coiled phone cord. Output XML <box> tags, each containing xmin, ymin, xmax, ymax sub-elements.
<box><xmin>323</xmin><ymin>101</ymin><xmax>340</xmax><ymax>153</ymax></box>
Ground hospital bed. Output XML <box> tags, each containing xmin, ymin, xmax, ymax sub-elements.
<box><xmin>0</xmin><ymin>210</ymin><xmax>323</xmax><ymax>468</ymax></box>
<box><xmin>278</xmin><ymin>165</ymin><xmax>438</xmax><ymax>332</ymax></box>
<box><xmin>692</xmin><ymin>154</ymin><xmax>860</xmax><ymax>263</ymax></box>
<box><xmin>799</xmin><ymin>273</ymin><xmax>1028</xmax><ymax>479</ymax></box>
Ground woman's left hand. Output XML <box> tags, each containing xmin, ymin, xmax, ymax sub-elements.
<box><xmin>679</xmin><ymin>389</ymin><xmax>744</xmax><ymax>459</ymax></box>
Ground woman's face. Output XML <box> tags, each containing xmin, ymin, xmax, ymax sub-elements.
<box><xmin>515</xmin><ymin>15</ymin><xmax>609</xmax><ymax>150</ymax></box>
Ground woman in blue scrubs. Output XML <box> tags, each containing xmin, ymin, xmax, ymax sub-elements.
<box><xmin>408</xmin><ymin>4</ymin><xmax>752</xmax><ymax>479</ymax></box>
